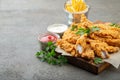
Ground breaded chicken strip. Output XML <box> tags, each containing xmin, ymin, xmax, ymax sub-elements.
<box><xmin>89</xmin><ymin>33</ymin><xmax>105</xmax><ymax>41</ymax></box>
<box><xmin>109</xmin><ymin>27</ymin><xmax>120</xmax><ymax>34</ymax></box>
<box><xmin>89</xmin><ymin>33</ymin><xmax>120</xmax><ymax>47</ymax></box>
<box><xmin>62</xmin><ymin>28</ymin><xmax>80</xmax><ymax>44</ymax></box>
<box><xmin>105</xmin><ymin>46</ymin><xmax>119</xmax><ymax>53</ymax></box>
<box><xmin>93</xmin><ymin>30</ymin><xmax>120</xmax><ymax>39</ymax></box>
<box><xmin>77</xmin><ymin>14</ymin><xmax>93</xmax><ymax>29</ymax></box>
<box><xmin>88</xmin><ymin>39</ymin><xmax>110</xmax><ymax>59</ymax></box>
<box><xmin>56</xmin><ymin>39</ymin><xmax>77</xmax><ymax>56</ymax></box>
<box><xmin>106</xmin><ymin>39</ymin><xmax>120</xmax><ymax>47</ymax></box>
<box><xmin>81</xmin><ymin>45</ymin><xmax>95</xmax><ymax>59</ymax></box>
<box><xmin>94</xmin><ymin>23</ymin><xmax>120</xmax><ymax>34</ymax></box>
<box><xmin>56</xmin><ymin>39</ymin><xmax>74</xmax><ymax>52</ymax></box>
<box><xmin>76</xmin><ymin>34</ymin><xmax>95</xmax><ymax>59</ymax></box>
<box><xmin>93</xmin><ymin>23</ymin><xmax>110</xmax><ymax>30</ymax></box>
<box><xmin>76</xmin><ymin>34</ymin><xmax>87</xmax><ymax>54</ymax></box>
<box><xmin>56</xmin><ymin>14</ymin><xmax>120</xmax><ymax>60</ymax></box>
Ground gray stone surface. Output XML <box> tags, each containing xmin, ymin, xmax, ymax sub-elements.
<box><xmin>0</xmin><ymin>0</ymin><xmax>120</xmax><ymax>80</ymax></box>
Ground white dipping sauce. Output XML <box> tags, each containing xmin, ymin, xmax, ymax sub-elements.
<box><xmin>47</xmin><ymin>24</ymin><xmax>68</xmax><ymax>33</ymax></box>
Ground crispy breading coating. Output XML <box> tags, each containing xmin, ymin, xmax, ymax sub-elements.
<box><xmin>62</xmin><ymin>27</ymin><xmax>80</xmax><ymax>44</ymax></box>
<box><xmin>81</xmin><ymin>45</ymin><xmax>95</xmax><ymax>59</ymax></box>
<box><xmin>76</xmin><ymin>35</ymin><xmax>95</xmax><ymax>59</ymax></box>
<box><xmin>89</xmin><ymin>33</ymin><xmax>120</xmax><ymax>47</ymax></box>
<box><xmin>56</xmin><ymin>14</ymin><xmax>120</xmax><ymax>60</ymax></box>
<box><xmin>109</xmin><ymin>27</ymin><xmax>120</xmax><ymax>34</ymax></box>
<box><xmin>105</xmin><ymin>46</ymin><xmax>119</xmax><ymax>53</ymax></box>
<box><xmin>93</xmin><ymin>30</ymin><xmax>120</xmax><ymax>39</ymax></box>
<box><xmin>77</xmin><ymin>14</ymin><xmax>93</xmax><ymax>29</ymax></box>
<box><xmin>106</xmin><ymin>39</ymin><xmax>120</xmax><ymax>47</ymax></box>
<box><xmin>88</xmin><ymin>39</ymin><xmax>110</xmax><ymax>58</ymax></box>
<box><xmin>56</xmin><ymin>39</ymin><xmax>75</xmax><ymax>53</ymax></box>
<box><xmin>76</xmin><ymin>34</ymin><xmax>88</xmax><ymax>52</ymax></box>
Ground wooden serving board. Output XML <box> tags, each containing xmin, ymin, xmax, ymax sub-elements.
<box><xmin>66</xmin><ymin>56</ymin><xmax>110</xmax><ymax>74</ymax></box>
<box><xmin>56</xmin><ymin>53</ymin><xmax>111</xmax><ymax>74</ymax></box>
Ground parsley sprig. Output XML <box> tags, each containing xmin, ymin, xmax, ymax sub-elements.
<box><xmin>110</xmin><ymin>23</ymin><xmax>120</xmax><ymax>28</ymax></box>
<box><xmin>36</xmin><ymin>42</ymin><xmax>67</xmax><ymax>65</ymax></box>
<box><xmin>91</xmin><ymin>26</ymin><xmax>100</xmax><ymax>32</ymax></box>
<box><xmin>76</xmin><ymin>28</ymin><xmax>90</xmax><ymax>35</ymax></box>
<box><xmin>94</xmin><ymin>57</ymin><xmax>103</xmax><ymax>64</ymax></box>
<box><xmin>71</xmin><ymin>25</ymin><xmax>77</xmax><ymax>31</ymax></box>
<box><xmin>76</xmin><ymin>26</ymin><xmax>100</xmax><ymax>35</ymax></box>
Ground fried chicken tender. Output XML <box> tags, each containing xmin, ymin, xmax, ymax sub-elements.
<box><xmin>105</xmin><ymin>46</ymin><xmax>119</xmax><ymax>53</ymax></box>
<box><xmin>76</xmin><ymin>34</ymin><xmax>95</xmax><ymax>59</ymax></box>
<box><xmin>56</xmin><ymin>39</ymin><xmax>74</xmax><ymax>52</ymax></box>
<box><xmin>93</xmin><ymin>23</ymin><xmax>110</xmax><ymax>30</ymax></box>
<box><xmin>93</xmin><ymin>30</ymin><xmax>120</xmax><ymax>39</ymax></box>
<box><xmin>106</xmin><ymin>39</ymin><xmax>120</xmax><ymax>47</ymax></box>
<box><xmin>81</xmin><ymin>45</ymin><xmax>95</xmax><ymax>59</ymax></box>
<box><xmin>76</xmin><ymin>34</ymin><xmax>87</xmax><ymax>54</ymax></box>
<box><xmin>56</xmin><ymin>14</ymin><xmax>120</xmax><ymax>60</ymax></box>
<box><xmin>87</xmin><ymin>39</ymin><xmax>110</xmax><ymax>58</ymax></box>
<box><xmin>77</xmin><ymin>14</ymin><xmax>93</xmax><ymax>29</ymax></box>
<box><xmin>87</xmin><ymin>39</ymin><xmax>119</xmax><ymax>58</ymax></box>
<box><xmin>90</xmin><ymin>33</ymin><xmax>120</xmax><ymax>47</ymax></box>
<box><xmin>89</xmin><ymin>33</ymin><xmax>105</xmax><ymax>42</ymax></box>
<box><xmin>56</xmin><ymin>39</ymin><xmax>77</xmax><ymax>56</ymax></box>
<box><xmin>109</xmin><ymin>27</ymin><xmax>120</xmax><ymax>34</ymax></box>
<box><xmin>62</xmin><ymin>27</ymin><xmax>80</xmax><ymax>44</ymax></box>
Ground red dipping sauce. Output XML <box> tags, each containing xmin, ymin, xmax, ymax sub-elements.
<box><xmin>39</xmin><ymin>35</ymin><xmax>57</xmax><ymax>43</ymax></box>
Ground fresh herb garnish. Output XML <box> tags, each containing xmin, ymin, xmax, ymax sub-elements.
<box><xmin>110</xmin><ymin>23</ymin><xmax>120</xmax><ymax>28</ymax></box>
<box><xmin>76</xmin><ymin>28</ymin><xmax>90</xmax><ymax>35</ymax></box>
<box><xmin>94</xmin><ymin>57</ymin><xmax>103</xmax><ymax>64</ymax></box>
<box><xmin>91</xmin><ymin>26</ymin><xmax>100</xmax><ymax>32</ymax></box>
<box><xmin>71</xmin><ymin>25</ymin><xmax>77</xmax><ymax>31</ymax></box>
<box><xmin>36</xmin><ymin>42</ymin><xmax>67</xmax><ymax>65</ymax></box>
<box><xmin>110</xmin><ymin>23</ymin><xmax>116</xmax><ymax>26</ymax></box>
<box><xmin>76</xmin><ymin>26</ymin><xmax>100</xmax><ymax>36</ymax></box>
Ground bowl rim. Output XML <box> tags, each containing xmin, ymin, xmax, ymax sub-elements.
<box><xmin>47</xmin><ymin>24</ymin><xmax>68</xmax><ymax>34</ymax></box>
<box><xmin>38</xmin><ymin>32</ymin><xmax>60</xmax><ymax>42</ymax></box>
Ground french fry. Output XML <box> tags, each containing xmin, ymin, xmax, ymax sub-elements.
<box><xmin>66</xmin><ymin>0</ymin><xmax>87</xmax><ymax>12</ymax></box>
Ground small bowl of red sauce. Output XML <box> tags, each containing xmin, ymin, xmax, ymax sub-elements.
<box><xmin>38</xmin><ymin>33</ymin><xmax>60</xmax><ymax>50</ymax></box>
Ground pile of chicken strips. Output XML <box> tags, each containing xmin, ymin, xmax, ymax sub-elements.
<box><xmin>56</xmin><ymin>14</ymin><xmax>120</xmax><ymax>60</ymax></box>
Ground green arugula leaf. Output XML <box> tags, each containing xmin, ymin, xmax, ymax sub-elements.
<box><xmin>94</xmin><ymin>57</ymin><xmax>103</xmax><ymax>64</ymax></box>
<box><xmin>76</xmin><ymin>28</ymin><xmax>90</xmax><ymax>35</ymax></box>
<box><xmin>75</xmin><ymin>26</ymin><xmax>100</xmax><ymax>36</ymax></box>
<box><xmin>110</xmin><ymin>23</ymin><xmax>116</xmax><ymax>26</ymax></box>
<box><xmin>110</xmin><ymin>23</ymin><xmax>120</xmax><ymax>28</ymax></box>
<box><xmin>71</xmin><ymin>25</ymin><xmax>77</xmax><ymax>31</ymax></box>
<box><xmin>35</xmin><ymin>41</ymin><xmax>67</xmax><ymax>65</ymax></box>
<box><xmin>85</xmin><ymin>28</ymin><xmax>91</xmax><ymax>34</ymax></box>
<box><xmin>91</xmin><ymin>26</ymin><xmax>100</xmax><ymax>32</ymax></box>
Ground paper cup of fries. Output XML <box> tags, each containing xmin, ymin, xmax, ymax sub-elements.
<box><xmin>64</xmin><ymin>0</ymin><xmax>90</xmax><ymax>25</ymax></box>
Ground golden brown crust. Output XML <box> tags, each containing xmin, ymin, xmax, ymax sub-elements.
<box><xmin>56</xmin><ymin>14</ymin><xmax>120</xmax><ymax>60</ymax></box>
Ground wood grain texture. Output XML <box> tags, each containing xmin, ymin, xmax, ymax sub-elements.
<box><xmin>57</xmin><ymin>53</ymin><xmax>110</xmax><ymax>74</ymax></box>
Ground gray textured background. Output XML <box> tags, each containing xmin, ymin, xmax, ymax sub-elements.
<box><xmin>0</xmin><ymin>0</ymin><xmax>120</xmax><ymax>80</ymax></box>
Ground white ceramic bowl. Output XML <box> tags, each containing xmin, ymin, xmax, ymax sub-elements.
<box><xmin>47</xmin><ymin>24</ymin><xmax>68</xmax><ymax>34</ymax></box>
<box><xmin>38</xmin><ymin>32</ymin><xmax>60</xmax><ymax>50</ymax></box>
